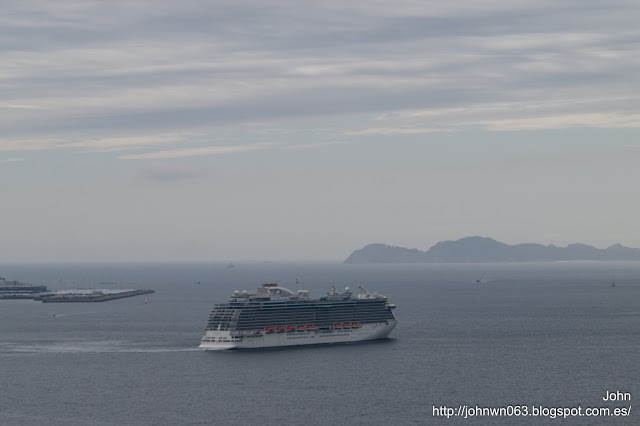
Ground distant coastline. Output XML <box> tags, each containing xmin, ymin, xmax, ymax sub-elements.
<box><xmin>344</xmin><ymin>236</ymin><xmax>640</xmax><ymax>264</ymax></box>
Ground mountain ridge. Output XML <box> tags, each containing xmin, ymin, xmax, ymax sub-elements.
<box><xmin>344</xmin><ymin>236</ymin><xmax>640</xmax><ymax>264</ymax></box>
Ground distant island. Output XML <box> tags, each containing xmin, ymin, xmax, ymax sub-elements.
<box><xmin>344</xmin><ymin>236</ymin><xmax>640</xmax><ymax>264</ymax></box>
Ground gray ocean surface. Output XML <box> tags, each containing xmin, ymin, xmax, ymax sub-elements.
<box><xmin>0</xmin><ymin>261</ymin><xmax>638</xmax><ymax>425</ymax></box>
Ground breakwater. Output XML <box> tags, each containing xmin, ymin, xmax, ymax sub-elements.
<box><xmin>37</xmin><ymin>289</ymin><xmax>155</xmax><ymax>302</ymax></box>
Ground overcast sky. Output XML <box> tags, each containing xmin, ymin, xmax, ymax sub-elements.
<box><xmin>2</xmin><ymin>0</ymin><xmax>639</xmax><ymax>262</ymax></box>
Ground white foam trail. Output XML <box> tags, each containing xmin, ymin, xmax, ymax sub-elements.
<box><xmin>49</xmin><ymin>312</ymin><xmax>92</xmax><ymax>318</ymax></box>
<box><xmin>0</xmin><ymin>341</ymin><xmax>199</xmax><ymax>354</ymax></box>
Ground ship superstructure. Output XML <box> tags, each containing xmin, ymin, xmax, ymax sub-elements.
<box><xmin>200</xmin><ymin>284</ymin><xmax>396</xmax><ymax>350</ymax></box>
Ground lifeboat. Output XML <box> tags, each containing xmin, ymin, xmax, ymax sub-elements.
<box><xmin>286</xmin><ymin>326</ymin><xmax>296</xmax><ymax>332</ymax></box>
<box><xmin>334</xmin><ymin>323</ymin><xmax>343</xmax><ymax>328</ymax></box>
<box><xmin>276</xmin><ymin>326</ymin><xmax>285</xmax><ymax>332</ymax></box>
<box><xmin>352</xmin><ymin>322</ymin><xmax>361</xmax><ymax>328</ymax></box>
<box><xmin>306</xmin><ymin>325</ymin><xmax>316</xmax><ymax>329</ymax></box>
<box><xmin>342</xmin><ymin>323</ymin><xmax>352</xmax><ymax>328</ymax></box>
<box><xmin>297</xmin><ymin>325</ymin><xmax>306</xmax><ymax>330</ymax></box>
<box><xmin>265</xmin><ymin>327</ymin><xmax>275</xmax><ymax>333</ymax></box>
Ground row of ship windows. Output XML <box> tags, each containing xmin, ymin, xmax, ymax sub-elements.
<box><xmin>235</xmin><ymin>320</ymin><xmax>391</xmax><ymax>327</ymax></box>
<box><xmin>208</xmin><ymin>310</ymin><xmax>388</xmax><ymax>320</ymax></box>
<box><xmin>208</xmin><ymin>317</ymin><xmax>392</xmax><ymax>328</ymax></box>
<box><xmin>233</xmin><ymin>312</ymin><xmax>389</xmax><ymax>320</ymax></box>
<box><xmin>218</xmin><ymin>300</ymin><xmax>385</xmax><ymax>306</ymax></box>
<box><xmin>230</xmin><ymin>312</ymin><xmax>391</xmax><ymax>321</ymax></box>
<box><xmin>236</xmin><ymin>310</ymin><xmax>393</xmax><ymax>317</ymax></box>
<box><xmin>211</xmin><ymin>304</ymin><xmax>387</xmax><ymax>313</ymax></box>
<box><xmin>208</xmin><ymin>315</ymin><xmax>393</xmax><ymax>325</ymax></box>
<box><xmin>209</xmin><ymin>311</ymin><xmax>392</xmax><ymax>319</ymax></box>
<box><xmin>234</xmin><ymin>305</ymin><xmax>387</xmax><ymax>314</ymax></box>
<box><xmin>205</xmin><ymin>322</ymin><xmax>387</xmax><ymax>331</ymax></box>
<box><xmin>208</xmin><ymin>314</ymin><xmax>393</xmax><ymax>326</ymax></box>
<box><xmin>236</xmin><ymin>314</ymin><xmax>393</xmax><ymax>323</ymax></box>
<box><xmin>209</xmin><ymin>309</ymin><xmax>391</xmax><ymax>317</ymax></box>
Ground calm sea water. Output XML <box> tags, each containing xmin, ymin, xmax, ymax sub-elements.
<box><xmin>0</xmin><ymin>262</ymin><xmax>638</xmax><ymax>425</ymax></box>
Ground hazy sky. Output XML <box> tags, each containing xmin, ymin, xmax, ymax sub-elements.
<box><xmin>2</xmin><ymin>0</ymin><xmax>639</xmax><ymax>262</ymax></box>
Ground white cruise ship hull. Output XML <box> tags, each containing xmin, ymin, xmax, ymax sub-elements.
<box><xmin>200</xmin><ymin>320</ymin><xmax>396</xmax><ymax>350</ymax></box>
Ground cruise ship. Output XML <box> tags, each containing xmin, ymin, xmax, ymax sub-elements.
<box><xmin>200</xmin><ymin>284</ymin><xmax>396</xmax><ymax>350</ymax></box>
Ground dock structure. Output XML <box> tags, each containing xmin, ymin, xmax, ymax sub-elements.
<box><xmin>37</xmin><ymin>289</ymin><xmax>154</xmax><ymax>303</ymax></box>
<box><xmin>0</xmin><ymin>293</ymin><xmax>40</xmax><ymax>300</ymax></box>
<box><xmin>0</xmin><ymin>276</ymin><xmax>155</xmax><ymax>302</ymax></box>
